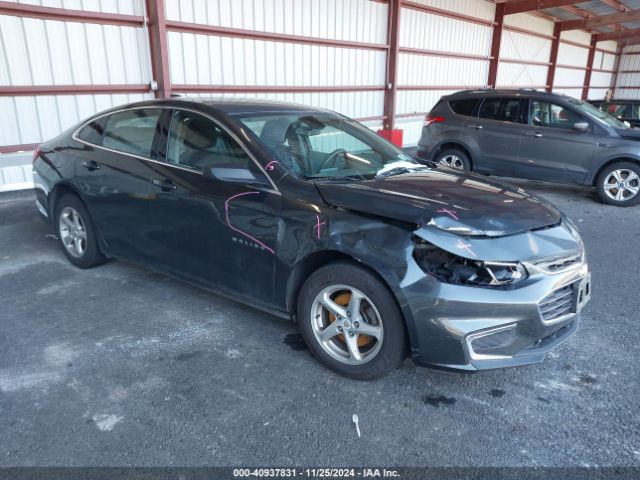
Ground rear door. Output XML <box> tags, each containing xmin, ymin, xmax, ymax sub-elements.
<box><xmin>145</xmin><ymin>108</ymin><xmax>281</xmax><ymax>303</ymax></box>
<box><xmin>518</xmin><ymin>99</ymin><xmax>594</xmax><ymax>183</ymax></box>
<box><xmin>73</xmin><ymin>108</ymin><xmax>162</xmax><ymax>263</ymax></box>
<box><xmin>461</xmin><ymin>96</ymin><xmax>527</xmax><ymax>176</ymax></box>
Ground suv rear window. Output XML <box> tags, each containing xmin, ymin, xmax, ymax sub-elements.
<box><xmin>449</xmin><ymin>99</ymin><xmax>479</xmax><ymax>117</ymax></box>
<box><xmin>478</xmin><ymin>97</ymin><xmax>521</xmax><ymax>123</ymax></box>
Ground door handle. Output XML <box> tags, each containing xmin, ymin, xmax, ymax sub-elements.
<box><xmin>152</xmin><ymin>178</ymin><xmax>177</xmax><ymax>191</ymax></box>
<box><xmin>80</xmin><ymin>160</ymin><xmax>100</xmax><ymax>170</ymax></box>
<box><xmin>596</xmin><ymin>142</ymin><xmax>609</xmax><ymax>148</ymax></box>
<box><xmin>468</xmin><ymin>124</ymin><xmax>483</xmax><ymax>130</ymax></box>
<box><xmin>525</xmin><ymin>132</ymin><xmax>543</xmax><ymax>138</ymax></box>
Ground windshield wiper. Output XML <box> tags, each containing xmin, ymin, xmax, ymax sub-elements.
<box><xmin>375</xmin><ymin>165</ymin><xmax>430</xmax><ymax>178</ymax></box>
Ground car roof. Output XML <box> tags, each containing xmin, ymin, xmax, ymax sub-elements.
<box><xmin>445</xmin><ymin>89</ymin><xmax>575</xmax><ymax>101</ymax></box>
<box><xmin>96</xmin><ymin>96</ymin><xmax>332</xmax><ymax>117</ymax></box>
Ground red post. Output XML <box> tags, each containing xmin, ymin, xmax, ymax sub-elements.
<box><xmin>381</xmin><ymin>0</ymin><xmax>402</xmax><ymax>137</ymax></box>
<box><xmin>145</xmin><ymin>0</ymin><xmax>171</xmax><ymax>98</ymax></box>
<box><xmin>546</xmin><ymin>22</ymin><xmax>562</xmax><ymax>92</ymax></box>
<box><xmin>487</xmin><ymin>3</ymin><xmax>504</xmax><ymax>88</ymax></box>
<box><xmin>582</xmin><ymin>34</ymin><xmax>597</xmax><ymax>100</ymax></box>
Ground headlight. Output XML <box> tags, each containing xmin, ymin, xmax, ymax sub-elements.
<box><xmin>412</xmin><ymin>238</ymin><xmax>528</xmax><ymax>287</ymax></box>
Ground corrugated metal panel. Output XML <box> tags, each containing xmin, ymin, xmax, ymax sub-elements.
<box><xmin>0</xmin><ymin>1</ymin><xmax>151</xmax><ymax>147</ymax></box>
<box><xmin>557</xmin><ymin>42</ymin><xmax>589</xmax><ymax>68</ymax></box>
<box><xmin>166</xmin><ymin>0</ymin><xmax>388</xmax><ymax>45</ymax></box>
<box><xmin>554</xmin><ymin>67</ymin><xmax>585</xmax><ymax>87</ymax></box>
<box><xmin>396</xmin><ymin>116</ymin><xmax>426</xmax><ymax>146</ymax></box>
<box><xmin>399</xmin><ymin>7</ymin><xmax>493</xmax><ymax>56</ymax></box>
<box><xmin>593</xmin><ymin>51</ymin><xmax>616</xmax><ymax>71</ymax></box>
<box><xmin>590</xmin><ymin>71</ymin><xmax>612</xmax><ymax>88</ymax></box>
<box><xmin>497</xmin><ymin>63</ymin><xmax>548</xmax><ymax>87</ymax></box>
<box><xmin>1</xmin><ymin>0</ymin><xmax>144</xmax><ymax>15</ymax></box>
<box><xmin>588</xmin><ymin>87</ymin><xmax>609</xmax><ymax>100</ymax></box>
<box><xmin>168</xmin><ymin>32</ymin><xmax>386</xmax><ymax>87</ymax></box>
<box><xmin>560</xmin><ymin>29</ymin><xmax>592</xmax><ymax>47</ymax></box>
<box><xmin>598</xmin><ymin>40</ymin><xmax>618</xmax><ymax>52</ymax></box>
<box><xmin>397</xmin><ymin>53</ymin><xmax>489</xmax><ymax>87</ymax></box>
<box><xmin>504</xmin><ymin>12</ymin><xmax>554</xmax><ymax>36</ymax></box>
<box><xmin>408</xmin><ymin>0</ymin><xmax>495</xmax><ymax>21</ymax></box>
<box><xmin>0</xmin><ymin>93</ymin><xmax>153</xmax><ymax>145</ymax></box>
<box><xmin>500</xmin><ymin>30</ymin><xmax>551</xmax><ymax>62</ymax></box>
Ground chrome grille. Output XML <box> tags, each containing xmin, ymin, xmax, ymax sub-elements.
<box><xmin>531</xmin><ymin>251</ymin><xmax>583</xmax><ymax>273</ymax></box>
<box><xmin>538</xmin><ymin>284</ymin><xmax>577</xmax><ymax>322</ymax></box>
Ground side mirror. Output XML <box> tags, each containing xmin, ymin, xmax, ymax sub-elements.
<box><xmin>573</xmin><ymin>122</ymin><xmax>589</xmax><ymax>132</ymax></box>
<box><xmin>204</xmin><ymin>165</ymin><xmax>258</xmax><ymax>184</ymax></box>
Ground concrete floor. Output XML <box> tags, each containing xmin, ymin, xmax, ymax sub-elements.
<box><xmin>0</xmin><ymin>182</ymin><xmax>638</xmax><ymax>467</ymax></box>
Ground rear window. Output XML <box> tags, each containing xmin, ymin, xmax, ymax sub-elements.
<box><xmin>449</xmin><ymin>99</ymin><xmax>479</xmax><ymax>117</ymax></box>
<box><xmin>101</xmin><ymin>109</ymin><xmax>161</xmax><ymax>158</ymax></box>
<box><xmin>77</xmin><ymin>118</ymin><xmax>105</xmax><ymax>144</ymax></box>
<box><xmin>478</xmin><ymin>97</ymin><xmax>522</xmax><ymax>123</ymax></box>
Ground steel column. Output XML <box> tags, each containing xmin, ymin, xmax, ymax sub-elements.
<box><xmin>582</xmin><ymin>34</ymin><xmax>597</xmax><ymax>100</ymax></box>
<box><xmin>546</xmin><ymin>22</ymin><xmax>562</xmax><ymax>92</ymax></box>
<box><xmin>145</xmin><ymin>0</ymin><xmax>171</xmax><ymax>99</ymax></box>
<box><xmin>383</xmin><ymin>0</ymin><xmax>402</xmax><ymax>131</ymax></box>
<box><xmin>488</xmin><ymin>3</ymin><xmax>505</xmax><ymax>89</ymax></box>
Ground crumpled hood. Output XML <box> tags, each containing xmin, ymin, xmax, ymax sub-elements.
<box><xmin>315</xmin><ymin>169</ymin><xmax>561</xmax><ymax>236</ymax></box>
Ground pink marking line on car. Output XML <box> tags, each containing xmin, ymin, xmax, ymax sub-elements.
<box><xmin>314</xmin><ymin>214</ymin><xmax>326</xmax><ymax>240</ymax></box>
<box><xmin>265</xmin><ymin>161</ymin><xmax>279</xmax><ymax>171</ymax></box>
<box><xmin>224</xmin><ymin>191</ymin><xmax>275</xmax><ymax>255</ymax></box>
<box><xmin>437</xmin><ymin>208</ymin><xmax>459</xmax><ymax>220</ymax></box>
<box><xmin>456</xmin><ymin>239</ymin><xmax>476</xmax><ymax>258</ymax></box>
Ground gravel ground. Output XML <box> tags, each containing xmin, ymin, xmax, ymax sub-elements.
<box><xmin>0</xmin><ymin>182</ymin><xmax>638</xmax><ymax>467</ymax></box>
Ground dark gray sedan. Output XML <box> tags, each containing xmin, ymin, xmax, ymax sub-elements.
<box><xmin>417</xmin><ymin>89</ymin><xmax>640</xmax><ymax>206</ymax></box>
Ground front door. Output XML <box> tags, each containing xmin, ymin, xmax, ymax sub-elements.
<box><xmin>518</xmin><ymin>99</ymin><xmax>594</xmax><ymax>183</ymax></box>
<box><xmin>146</xmin><ymin>109</ymin><xmax>281</xmax><ymax>304</ymax></box>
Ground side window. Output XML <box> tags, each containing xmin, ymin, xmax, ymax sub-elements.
<box><xmin>102</xmin><ymin>109</ymin><xmax>161</xmax><ymax>157</ymax></box>
<box><xmin>449</xmin><ymin>99</ymin><xmax>479</xmax><ymax>117</ymax></box>
<box><xmin>166</xmin><ymin>110</ymin><xmax>267</xmax><ymax>180</ymax></box>
<box><xmin>529</xmin><ymin>101</ymin><xmax>583</xmax><ymax>130</ymax></box>
<box><xmin>77</xmin><ymin>118</ymin><xmax>106</xmax><ymax>144</ymax></box>
<box><xmin>478</xmin><ymin>98</ymin><xmax>521</xmax><ymax>123</ymax></box>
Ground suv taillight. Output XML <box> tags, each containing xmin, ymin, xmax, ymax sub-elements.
<box><xmin>32</xmin><ymin>146</ymin><xmax>41</xmax><ymax>165</ymax></box>
<box><xmin>425</xmin><ymin>115</ymin><xmax>445</xmax><ymax>126</ymax></box>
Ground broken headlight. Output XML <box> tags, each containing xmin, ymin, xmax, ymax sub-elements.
<box><xmin>412</xmin><ymin>238</ymin><xmax>528</xmax><ymax>287</ymax></box>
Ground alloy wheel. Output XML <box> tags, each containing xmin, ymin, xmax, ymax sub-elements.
<box><xmin>439</xmin><ymin>154</ymin><xmax>464</xmax><ymax>170</ymax></box>
<box><xmin>603</xmin><ymin>169</ymin><xmax>640</xmax><ymax>202</ymax></box>
<box><xmin>58</xmin><ymin>206</ymin><xmax>87</xmax><ymax>258</ymax></box>
<box><xmin>310</xmin><ymin>285</ymin><xmax>384</xmax><ymax>365</ymax></box>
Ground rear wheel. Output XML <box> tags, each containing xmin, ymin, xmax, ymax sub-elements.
<box><xmin>596</xmin><ymin>162</ymin><xmax>640</xmax><ymax>206</ymax></box>
<box><xmin>297</xmin><ymin>262</ymin><xmax>407</xmax><ymax>380</ymax></box>
<box><xmin>434</xmin><ymin>148</ymin><xmax>471</xmax><ymax>172</ymax></box>
<box><xmin>56</xmin><ymin>194</ymin><xmax>106</xmax><ymax>268</ymax></box>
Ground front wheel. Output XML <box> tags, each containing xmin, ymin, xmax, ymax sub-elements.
<box><xmin>297</xmin><ymin>262</ymin><xmax>407</xmax><ymax>380</ymax></box>
<box><xmin>596</xmin><ymin>162</ymin><xmax>640</xmax><ymax>206</ymax></box>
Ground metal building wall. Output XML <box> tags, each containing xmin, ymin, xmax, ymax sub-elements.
<box><xmin>615</xmin><ymin>45</ymin><xmax>640</xmax><ymax>99</ymax></box>
<box><xmin>0</xmin><ymin>0</ymin><xmax>153</xmax><ymax>152</ymax></box>
<box><xmin>395</xmin><ymin>0</ymin><xmax>494</xmax><ymax>145</ymax></box>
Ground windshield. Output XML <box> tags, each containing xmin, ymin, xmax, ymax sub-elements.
<box><xmin>236</xmin><ymin>111</ymin><xmax>419</xmax><ymax>180</ymax></box>
<box><xmin>568</xmin><ymin>98</ymin><xmax>629</xmax><ymax>129</ymax></box>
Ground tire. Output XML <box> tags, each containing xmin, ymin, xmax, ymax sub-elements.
<box><xmin>55</xmin><ymin>193</ymin><xmax>107</xmax><ymax>268</ymax></box>
<box><xmin>297</xmin><ymin>262</ymin><xmax>407</xmax><ymax>380</ymax></box>
<box><xmin>434</xmin><ymin>147</ymin><xmax>471</xmax><ymax>172</ymax></box>
<box><xmin>596</xmin><ymin>161</ymin><xmax>640</xmax><ymax>207</ymax></box>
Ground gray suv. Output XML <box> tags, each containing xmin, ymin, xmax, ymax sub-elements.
<box><xmin>417</xmin><ymin>89</ymin><xmax>640</xmax><ymax>206</ymax></box>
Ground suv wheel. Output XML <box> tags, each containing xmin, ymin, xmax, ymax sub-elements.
<box><xmin>435</xmin><ymin>148</ymin><xmax>471</xmax><ymax>172</ymax></box>
<box><xmin>596</xmin><ymin>162</ymin><xmax>640</xmax><ymax>206</ymax></box>
<box><xmin>56</xmin><ymin>194</ymin><xmax>107</xmax><ymax>268</ymax></box>
<box><xmin>297</xmin><ymin>262</ymin><xmax>407</xmax><ymax>380</ymax></box>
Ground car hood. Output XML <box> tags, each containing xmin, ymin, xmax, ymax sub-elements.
<box><xmin>315</xmin><ymin>169</ymin><xmax>561</xmax><ymax>237</ymax></box>
<box><xmin>615</xmin><ymin>127</ymin><xmax>640</xmax><ymax>140</ymax></box>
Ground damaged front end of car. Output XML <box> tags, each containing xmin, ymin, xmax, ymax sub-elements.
<box><xmin>399</xmin><ymin>215</ymin><xmax>590</xmax><ymax>371</ymax></box>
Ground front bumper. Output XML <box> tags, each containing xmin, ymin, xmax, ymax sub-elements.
<box><xmin>402</xmin><ymin>260</ymin><xmax>590</xmax><ymax>371</ymax></box>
